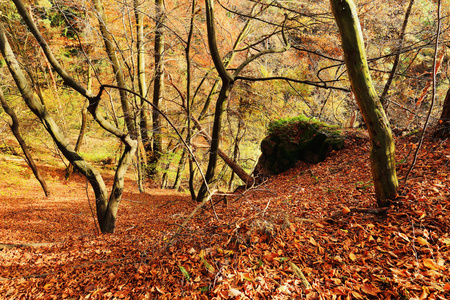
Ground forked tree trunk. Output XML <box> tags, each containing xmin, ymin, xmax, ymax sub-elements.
<box><xmin>8</xmin><ymin>0</ymin><xmax>138</xmax><ymax>233</ymax></box>
<box><xmin>331</xmin><ymin>0</ymin><xmax>398</xmax><ymax>206</ymax></box>
<box><xmin>196</xmin><ymin>0</ymin><xmax>289</xmax><ymax>202</ymax></box>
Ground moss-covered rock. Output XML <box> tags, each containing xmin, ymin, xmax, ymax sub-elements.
<box><xmin>253</xmin><ymin>116</ymin><xmax>345</xmax><ymax>177</ymax></box>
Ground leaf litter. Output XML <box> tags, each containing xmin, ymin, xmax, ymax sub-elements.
<box><xmin>0</xmin><ymin>133</ymin><xmax>449</xmax><ymax>299</ymax></box>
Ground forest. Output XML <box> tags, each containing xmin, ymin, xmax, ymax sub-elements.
<box><xmin>0</xmin><ymin>0</ymin><xmax>449</xmax><ymax>298</ymax></box>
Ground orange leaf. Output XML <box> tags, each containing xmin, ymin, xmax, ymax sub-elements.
<box><xmin>342</xmin><ymin>206</ymin><xmax>351</xmax><ymax>214</ymax></box>
<box><xmin>423</xmin><ymin>258</ymin><xmax>439</xmax><ymax>270</ymax></box>
<box><xmin>349</xmin><ymin>252</ymin><xmax>357</xmax><ymax>262</ymax></box>
<box><xmin>416</xmin><ymin>237</ymin><xmax>428</xmax><ymax>246</ymax></box>
<box><xmin>361</xmin><ymin>283</ymin><xmax>380</xmax><ymax>296</ymax></box>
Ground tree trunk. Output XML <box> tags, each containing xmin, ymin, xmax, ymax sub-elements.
<box><xmin>8</xmin><ymin>1</ymin><xmax>138</xmax><ymax>233</ymax></box>
<box><xmin>191</xmin><ymin>116</ymin><xmax>253</xmax><ymax>186</ymax></box>
<box><xmin>434</xmin><ymin>87</ymin><xmax>450</xmax><ymax>138</ymax></box>
<box><xmin>65</xmin><ymin>99</ymin><xmax>88</xmax><ymax>179</ymax></box>
<box><xmin>331</xmin><ymin>0</ymin><xmax>398</xmax><ymax>207</ymax></box>
<box><xmin>195</xmin><ymin>84</ymin><xmax>233</xmax><ymax>202</ymax></box>
<box><xmin>172</xmin><ymin>148</ymin><xmax>187</xmax><ymax>191</ymax></box>
<box><xmin>228</xmin><ymin>119</ymin><xmax>242</xmax><ymax>189</ymax></box>
<box><xmin>66</xmin><ymin>64</ymin><xmax>90</xmax><ymax>179</ymax></box>
<box><xmin>185</xmin><ymin>0</ymin><xmax>196</xmax><ymax>200</ymax></box>
<box><xmin>150</xmin><ymin>0</ymin><xmax>165</xmax><ymax>176</ymax></box>
<box><xmin>379</xmin><ymin>0</ymin><xmax>415</xmax><ymax>109</ymax></box>
<box><xmin>134</xmin><ymin>0</ymin><xmax>147</xmax><ymax>192</ymax></box>
<box><xmin>0</xmin><ymin>88</ymin><xmax>50</xmax><ymax>197</ymax></box>
<box><xmin>101</xmin><ymin>136</ymin><xmax>137</xmax><ymax>233</ymax></box>
<box><xmin>93</xmin><ymin>0</ymin><xmax>136</xmax><ymax>138</ymax></box>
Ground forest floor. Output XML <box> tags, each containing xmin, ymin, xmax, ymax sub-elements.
<box><xmin>0</xmin><ymin>131</ymin><xmax>449</xmax><ymax>299</ymax></box>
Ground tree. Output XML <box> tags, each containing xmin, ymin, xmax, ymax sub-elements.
<box><xmin>134</xmin><ymin>0</ymin><xmax>148</xmax><ymax>192</ymax></box>
<box><xmin>92</xmin><ymin>0</ymin><xmax>136</xmax><ymax>138</ymax></box>
<box><xmin>0</xmin><ymin>87</ymin><xmax>50</xmax><ymax>197</ymax></box>
<box><xmin>195</xmin><ymin>0</ymin><xmax>290</xmax><ymax>202</ymax></box>
<box><xmin>379</xmin><ymin>0</ymin><xmax>415</xmax><ymax>110</ymax></box>
<box><xmin>434</xmin><ymin>87</ymin><xmax>450</xmax><ymax>138</ymax></box>
<box><xmin>330</xmin><ymin>0</ymin><xmax>398</xmax><ymax>206</ymax></box>
<box><xmin>6</xmin><ymin>0</ymin><xmax>138</xmax><ymax>233</ymax></box>
<box><xmin>149</xmin><ymin>0</ymin><xmax>166</xmax><ymax>177</ymax></box>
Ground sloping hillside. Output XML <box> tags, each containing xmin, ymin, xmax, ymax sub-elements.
<box><xmin>0</xmin><ymin>133</ymin><xmax>449</xmax><ymax>299</ymax></box>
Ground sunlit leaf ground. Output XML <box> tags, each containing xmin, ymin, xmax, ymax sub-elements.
<box><xmin>0</xmin><ymin>131</ymin><xmax>449</xmax><ymax>299</ymax></box>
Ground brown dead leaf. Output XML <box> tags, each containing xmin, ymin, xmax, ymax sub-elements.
<box><xmin>342</xmin><ymin>206</ymin><xmax>351</xmax><ymax>214</ymax></box>
<box><xmin>444</xmin><ymin>283</ymin><xmax>450</xmax><ymax>291</ymax></box>
<box><xmin>423</xmin><ymin>258</ymin><xmax>440</xmax><ymax>271</ymax></box>
<box><xmin>416</xmin><ymin>236</ymin><xmax>428</xmax><ymax>246</ymax></box>
<box><xmin>351</xmin><ymin>290</ymin><xmax>365</xmax><ymax>299</ymax></box>
<box><xmin>361</xmin><ymin>283</ymin><xmax>380</xmax><ymax>296</ymax></box>
<box><xmin>309</xmin><ymin>237</ymin><xmax>317</xmax><ymax>247</ymax></box>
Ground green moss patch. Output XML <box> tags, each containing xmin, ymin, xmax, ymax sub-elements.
<box><xmin>254</xmin><ymin>116</ymin><xmax>345</xmax><ymax>176</ymax></box>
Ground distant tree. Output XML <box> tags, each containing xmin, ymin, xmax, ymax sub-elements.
<box><xmin>148</xmin><ymin>0</ymin><xmax>166</xmax><ymax>177</ymax></box>
<box><xmin>330</xmin><ymin>0</ymin><xmax>398</xmax><ymax>206</ymax></box>
<box><xmin>379</xmin><ymin>0</ymin><xmax>415</xmax><ymax>110</ymax></box>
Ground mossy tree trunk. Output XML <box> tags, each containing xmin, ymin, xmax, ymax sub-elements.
<box><xmin>330</xmin><ymin>0</ymin><xmax>398</xmax><ymax>206</ymax></box>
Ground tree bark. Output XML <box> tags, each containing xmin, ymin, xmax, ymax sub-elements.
<box><xmin>331</xmin><ymin>0</ymin><xmax>398</xmax><ymax>206</ymax></box>
<box><xmin>0</xmin><ymin>88</ymin><xmax>50</xmax><ymax>197</ymax></box>
<box><xmin>196</xmin><ymin>0</ymin><xmax>289</xmax><ymax>202</ymax></box>
<box><xmin>9</xmin><ymin>0</ymin><xmax>138</xmax><ymax>233</ymax></box>
<box><xmin>434</xmin><ymin>87</ymin><xmax>450</xmax><ymax>138</ymax></box>
<box><xmin>93</xmin><ymin>0</ymin><xmax>136</xmax><ymax>138</ymax></box>
<box><xmin>379</xmin><ymin>0</ymin><xmax>415</xmax><ymax>109</ymax></box>
<box><xmin>149</xmin><ymin>0</ymin><xmax>166</xmax><ymax>176</ymax></box>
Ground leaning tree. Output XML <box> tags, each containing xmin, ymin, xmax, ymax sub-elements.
<box><xmin>330</xmin><ymin>0</ymin><xmax>398</xmax><ymax>206</ymax></box>
<box><xmin>2</xmin><ymin>0</ymin><xmax>139</xmax><ymax>233</ymax></box>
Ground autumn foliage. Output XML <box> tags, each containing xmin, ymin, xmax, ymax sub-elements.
<box><xmin>1</xmin><ymin>133</ymin><xmax>449</xmax><ymax>299</ymax></box>
<box><xmin>1</xmin><ymin>0</ymin><xmax>450</xmax><ymax>298</ymax></box>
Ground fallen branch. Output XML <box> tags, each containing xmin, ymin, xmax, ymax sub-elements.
<box><xmin>327</xmin><ymin>207</ymin><xmax>389</xmax><ymax>222</ymax></box>
<box><xmin>165</xmin><ymin>190</ymin><xmax>217</xmax><ymax>249</ymax></box>
<box><xmin>0</xmin><ymin>243</ymin><xmax>54</xmax><ymax>249</ymax></box>
<box><xmin>287</xmin><ymin>260</ymin><xmax>312</xmax><ymax>290</ymax></box>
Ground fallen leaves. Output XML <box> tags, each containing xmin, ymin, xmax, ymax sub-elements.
<box><xmin>0</xmin><ymin>135</ymin><xmax>449</xmax><ymax>299</ymax></box>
